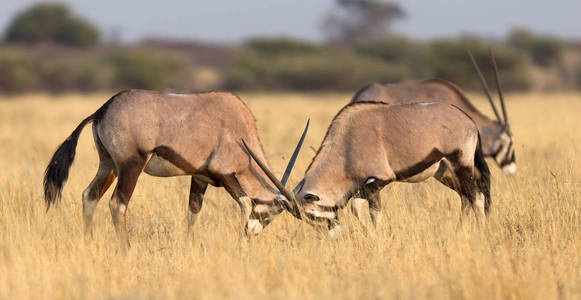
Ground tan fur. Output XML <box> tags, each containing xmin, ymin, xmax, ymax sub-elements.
<box><xmin>66</xmin><ymin>90</ymin><xmax>292</xmax><ymax>244</ymax></box>
<box><xmin>351</xmin><ymin>79</ymin><xmax>515</xmax><ymax>170</ymax></box>
<box><xmin>295</xmin><ymin>102</ymin><xmax>490</xmax><ymax>232</ymax></box>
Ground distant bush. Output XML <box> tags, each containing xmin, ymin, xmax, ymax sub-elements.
<box><xmin>509</xmin><ymin>28</ymin><xmax>564</xmax><ymax>67</ymax></box>
<box><xmin>38</xmin><ymin>54</ymin><xmax>115</xmax><ymax>93</ymax></box>
<box><xmin>574</xmin><ymin>63</ymin><xmax>581</xmax><ymax>90</ymax></box>
<box><xmin>354</xmin><ymin>35</ymin><xmax>432</xmax><ymax>77</ymax></box>
<box><xmin>0</xmin><ymin>49</ymin><xmax>38</xmax><ymax>93</ymax></box>
<box><xmin>246</xmin><ymin>37</ymin><xmax>321</xmax><ymax>55</ymax></box>
<box><xmin>3</xmin><ymin>3</ymin><xmax>100</xmax><ymax>47</ymax></box>
<box><xmin>427</xmin><ymin>37</ymin><xmax>532</xmax><ymax>91</ymax></box>
<box><xmin>0</xmin><ymin>47</ymin><xmax>116</xmax><ymax>94</ymax></box>
<box><xmin>225</xmin><ymin>47</ymin><xmax>407</xmax><ymax>91</ymax></box>
<box><xmin>0</xmin><ymin>46</ymin><xmax>200</xmax><ymax>94</ymax></box>
<box><xmin>107</xmin><ymin>49</ymin><xmax>195</xmax><ymax>90</ymax></box>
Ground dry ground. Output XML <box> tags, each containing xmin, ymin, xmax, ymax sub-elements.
<box><xmin>0</xmin><ymin>92</ymin><xmax>580</xmax><ymax>299</ymax></box>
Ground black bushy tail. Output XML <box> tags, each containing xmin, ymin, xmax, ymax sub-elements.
<box><xmin>43</xmin><ymin>92</ymin><xmax>120</xmax><ymax>210</ymax></box>
<box><xmin>43</xmin><ymin>114</ymin><xmax>97</xmax><ymax>210</ymax></box>
<box><xmin>474</xmin><ymin>134</ymin><xmax>491</xmax><ymax>214</ymax></box>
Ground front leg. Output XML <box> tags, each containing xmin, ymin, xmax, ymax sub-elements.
<box><xmin>220</xmin><ymin>174</ymin><xmax>263</xmax><ymax>236</ymax></box>
<box><xmin>328</xmin><ymin>219</ymin><xmax>344</xmax><ymax>240</ymax></box>
<box><xmin>367</xmin><ymin>192</ymin><xmax>383</xmax><ymax>229</ymax></box>
<box><xmin>351</xmin><ymin>197</ymin><xmax>372</xmax><ymax>231</ymax></box>
<box><xmin>351</xmin><ymin>190</ymin><xmax>383</xmax><ymax>232</ymax></box>
<box><xmin>350</xmin><ymin>198</ymin><xmax>378</xmax><ymax>238</ymax></box>
<box><xmin>187</xmin><ymin>177</ymin><xmax>208</xmax><ymax>235</ymax></box>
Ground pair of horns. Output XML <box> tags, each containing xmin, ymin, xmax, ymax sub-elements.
<box><xmin>468</xmin><ymin>49</ymin><xmax>510</xmax><ymax>129</ymax></box>
<box><xmin>241</xmin><ymin>119</ymin><xmax>310</xmax><ymax>220</ymax></box>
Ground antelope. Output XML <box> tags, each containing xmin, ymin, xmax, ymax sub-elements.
<box><xmin>43</xmin><ymin>90</ymin><xmax>308</xmax><ymax>245</ymax></box>
<box><xmin>351</xmin><ymin>51</ymin><xmax>515</xmax><ymax>175</ymax></box>
<box><xmin>243</xmin><ymin>101</ymin><xmax>491</xmax><ymax>236</ymax></box>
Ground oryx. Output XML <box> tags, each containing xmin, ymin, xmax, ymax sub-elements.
<box><xmin>43</xmin><ymin>90</ymin><xmax>308</xmax><ymax>245</ymax></box>
<box><xmin>243</xmin><ymin>101</ymin><xmax>491</xmax><ymax>236</ymax></box>
<box><xmin>351</xmin><ymin>51</ymin><xmax>515</xmax><ymax>175</ymax></box>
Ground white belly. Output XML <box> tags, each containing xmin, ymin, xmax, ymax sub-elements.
<box><xmin>399</xmin><ymin>160</ymin><xmax>441</xmax><ymax>183</ymax></box>
<box><xmin>144</xmin><ymin>154</ymin><xmax>188</xmax><ymax>177</ymax></box>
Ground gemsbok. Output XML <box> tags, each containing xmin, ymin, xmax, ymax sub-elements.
<box><xmin>43</xmin><ymin>90</ymin><xmax>308</xmax><ymax>245</ymax></box>
<box><xmin>243</xmin><ymin>101</ymin><xmax>491</xmax><ymax>236</ymax></box>
<box><xmin>351</xmin><ymin>51</ymin><xmax>515</xmax><ymax>175</ymax></box>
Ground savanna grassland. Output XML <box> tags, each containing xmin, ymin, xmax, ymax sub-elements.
<box><xmin>1</xmin><ymin>91</ymin><xmax>580</xmax><ymax>299</ymax></box>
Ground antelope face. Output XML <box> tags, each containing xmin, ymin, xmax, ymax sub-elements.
<box><xmin>247</xmin><ymin>196</ymin><xmax>287</xmax><ymax>234</ymax></box>
<box><xmin>294</xmin><ymin>191</ymin><xmax>345</xmax><ymax>239</ymax></box>
<box><xmin>295</xmin><ymin>191</ymin><xmax>340</xmax><ymax>228</ymax></box>
<box><xmin>494</xmin><ymin>131</ymin><xmax>516</xmax><ymax>175</ymax></box>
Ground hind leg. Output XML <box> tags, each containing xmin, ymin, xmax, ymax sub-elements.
<box><xmin>434</xmin><ymin>159</ymin><xmax>459</xmax><ymax>191</ymax></box>
<box><xmin>455</xmin><ymin>166</ymin><xmax>485</xmax><ymax>227</ymax></box>
<box><xmin>82</xmin><ymin>165</ymin><xmax>115</xmax><ymax>235</ymax></box>
<box><xmin>82</xmin><ymin>127</ymin><xmax>117</xmax><ymax>235</ymax></box>
<box><xmin>435</xmin><ymin>157</ymin><xmax>484</xmax><ymax>226</ymax></box>
<box><xmin>434</xmin><ymin>159</ymin><xmax>463</xmax><ymax>212</ymax></box>
<box><xmin>109</xmin><ymin>155</ymin><xmax>146</xmax><ymax>247</ymax></box>
<box><xmin>188</xmin><ymin>177</ymin><xmax>208</xmax><ymax>235</ymax></box>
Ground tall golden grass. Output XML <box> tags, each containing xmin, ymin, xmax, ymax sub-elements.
<box><xmin>0</xmin><ymin>92</ymin><xmax>580</xmax><ymax>299</ymax></box>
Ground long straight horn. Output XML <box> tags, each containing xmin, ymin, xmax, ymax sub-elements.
<box><xmin>490</xmin><ymin>49</ymin><xmax>509</xmax><ymax>128</ymax></box>
<box><xmin>281</xmin><ymin>119</ymin><xmax>310</xmax><ymax>186</ymax></box>
<box><xmin>241</xmin><ymin>139</ymin><xmax>305</xmax><ymax>219</ymax></box>
<box><xmin>468</xmin><ymin>50</ymin><xmax>503</xmax><ymax>124</ymax></box>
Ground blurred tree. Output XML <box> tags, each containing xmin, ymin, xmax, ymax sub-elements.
<box><xmin>428</xmin><ymin>36</ymin><xmax>532</xmax><ymax>91</ymax></box>
<box><xmin>246</xmin><ymin>37</ymin><xmax>321</xmax><ymax>55</ymax></box>
<box><xmin>321</xmin><ymin>0</ymin><xmax>405</xmax><ymax>45</ymax></box>
<box><xmin>0</xmin><ymin>49</ymin><xmax>38</xmax><ymax>93</ymax></box>
<box><xmin>575</xmin><ymin>63</ymin><xmax>581</xmax><ymax>90</ymax></box>
<box><xmin>108</xmin><ymin>49</ymin><xmax>194</xmax><ymax>90</ymax></box>
<box><xmin>354</xmin><ymin>35</ymin><xmax>432</xmax><ymax>77</ymax></box>
<box><xmin>508</xmin><ymin>28</ymin><xmax>563</xmax><ymax>67</ymax></box>
<box><xmin>3</xmin><ymin>3</ymin><xmax>100</xmax><ymax>47</ymax></box>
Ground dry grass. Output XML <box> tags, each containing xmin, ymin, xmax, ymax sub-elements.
<box><xmin>1</xmin><ymin>91</ymin><xmax>580</xmax><ymax>299</ymax></box>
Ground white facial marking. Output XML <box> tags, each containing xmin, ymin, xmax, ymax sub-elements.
<box><xmin>246</xmin><ymin>219</ymin><xmax>263</xmax><ymax>235</ymax></box>
<box><xmin>328</xmin><ymin>224</ymin><xmax>343</xmax><ymax>239</ymax></box>
<box><xmin>502</xmin><ymin>162</ymin><xmax>517</xmax><ymax>175</ymax></box>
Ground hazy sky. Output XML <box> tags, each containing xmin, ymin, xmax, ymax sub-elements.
<box><xmin>1</xmin><ymin>0</ymin><xmax>580</xmax><ymax>43</ymax></box>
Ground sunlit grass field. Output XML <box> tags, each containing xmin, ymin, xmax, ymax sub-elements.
<box><xmin>1</xmin><ymin>91</ymin><xmax>580</xmax><ymax>299</ymax></box>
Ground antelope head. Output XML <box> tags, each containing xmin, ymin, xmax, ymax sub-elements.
<box><xmin>469</xmin><ymin>49</ymin><xmax>516</xmax><ymax>175</ymax></box>
<box><xmin>240</xmin><ymin>120</ymin><xmax>310</xmax><ymax>231</ymax></box>
<box><xmin>244</xmin><ymin>137</ymin><xmax>380</xmax><ymax>236</ymax></box>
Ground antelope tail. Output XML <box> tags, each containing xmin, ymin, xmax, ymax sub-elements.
<box><xmin>43</xmin><ymin>114</ymin><xmax>97</xmax><ymax>211</ymax></box>
<box><xmin>43</xmin><ymin>92</ymin><xmax>119</xmax><ymax>211</ymax></box>
<box><xmin>474</xmin><ymin>134</ymin><xmax>491</xmax><ymax>215</ymax></box>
